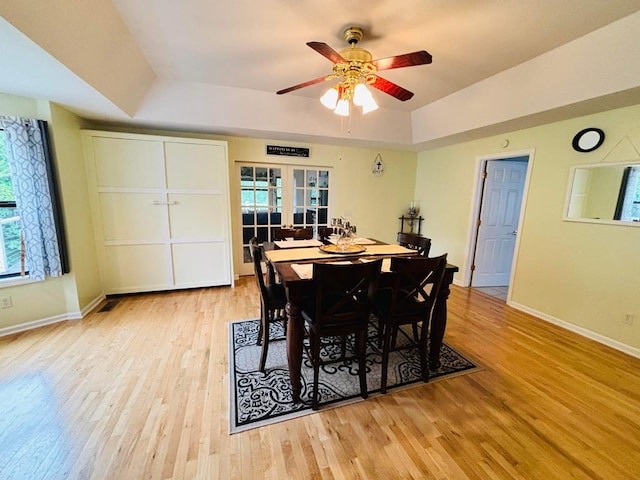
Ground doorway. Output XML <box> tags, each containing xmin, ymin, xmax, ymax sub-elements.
<box><xmin>468</xmin><ymin>151</ymin><xmax>533</xmax><ymax>301</ymax></box>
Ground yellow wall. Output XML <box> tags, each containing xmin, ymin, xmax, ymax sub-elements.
<box><xmin>3</xmin><ymin>91</ymin><xmax>639</xmax><ymax>356</ymax></box>
<box><xmin>48</xmin><ymin>103</ymin><xmax>102</xmax><ymax>310</ymax></box>
<box><xmin>416</xmin><ymin>103</ymin><xmax>640</xmax><ymax>351</ymax></box>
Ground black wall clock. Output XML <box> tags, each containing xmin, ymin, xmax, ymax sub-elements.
<box><xmin>572</xmin><ymin>128</ymin><xmax>605</xmax><ymax>152</ymax></box>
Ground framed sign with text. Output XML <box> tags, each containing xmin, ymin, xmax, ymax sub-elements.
<box><xmin>266</xmin><ymin>145</ymin><xmax>310</xmax><ymax>158</ymax></box>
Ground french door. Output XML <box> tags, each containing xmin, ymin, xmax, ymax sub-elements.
<box><xmin>238</xmin><ymin>163</ymin><xmax>332</xmax><ymax>273</ymax></box>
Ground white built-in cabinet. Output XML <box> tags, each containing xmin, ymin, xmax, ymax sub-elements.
<box><xmin>82</xmin><ymin>131</ymin><xmax>233</xmax><ymax>294</ymax></box>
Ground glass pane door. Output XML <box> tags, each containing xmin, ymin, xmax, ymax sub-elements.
<box><xmin>240</xmin><ymin>165</ymin><xmax>282</xmax><ymax>262</ymax></box>
<box><xmin>292</xmin><ymin>168</ymin><xmax>329</xmax><ymax>232</ymax></box>
<box><xmin>238</xmin><ymin>163</ymin><xmax>332</xmax><ymax>271</ymax></box>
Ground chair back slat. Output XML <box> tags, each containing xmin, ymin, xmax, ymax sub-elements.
<box><xmin>274</xmin><ymin>227</ymin><xmax>314</xmax><ymax>241</ymax></box>
<box><xmin>317</xmin><ymin>226</ymin><xmax>334</xmax><ymax>242</ymax></box>
<box><xmin>249</xmin><ymin>237</ymin><xmax>268</xmax><ymax>296</ymax></box>
<box><xmin>397</xmin><ymin>232</ymin><xmax>432</xmax><ymax>257</ymax></box>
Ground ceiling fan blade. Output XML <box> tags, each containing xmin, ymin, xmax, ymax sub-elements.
<box><xmin>373</xmin><ymin>50</ymin><xmax>432</xmax><ymax>71</ymax></box>
<box><xmin>370</xmin><ymin>76</ymin><xmax>414</xmax><ymax>101</ymax></box>
<box><xmin>276</xmin><ymin>76</ymin><xmax>328</xmax><ymax>95</ymax></box>
<box><xmin>307</xmin><ymin>42</ymin><xmax>347</xmax><ymax>64</ymax></box>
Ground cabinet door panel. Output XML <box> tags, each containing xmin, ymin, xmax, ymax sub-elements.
<box><xmin>165</xmin><ymin>143</ymin><xmax>226</xmax><ymax>190</ymax></box>
<box><xmin>99</xmin><ymin>193</ymin><xmax>167</xmax><ymax>241</ymax></box>
<box><xmin>93</xmin><ymin>137</ymin><xmax>165</xmax><ymax>188</ymax></box>
<box><xmin>104</xmin><ymin>245</ymin><xmax>171</xmax><ymax>293</ymax></box>
<box><xmin>168</xmin><ymin>194</ymin><xmax>226</xmax><ymax>239</ymax></box>
<box><xmin>172</xmin><ymin>243</ymin><xmax>230</xmax><ymax>287</ymax></box>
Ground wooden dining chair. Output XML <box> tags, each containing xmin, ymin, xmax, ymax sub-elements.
<box><xmin>301</xmin><ymin>259</ymin><xmax>383</xmax><ymax>409</ymax></box>
<box><xmin>375</xmin><ymin>254</ymin><xmax>447</xmax><ymax>393</ymax></box>
<box><xmin>397</xmin><ymin>232</ymin><xmax>432</xmax><ymax>257</ymax></box>
<box><xmin>396</xmin><ymin>232</ymin><xmax>434</xmax><ymax>340</ymax></box>
<box><xmin>273</xmin><ymin>227</ymin><xmax>314</xmax><ymax>241</ymax></box>
<box><xmin>317</xmin><ymin>226</ymin><xmax>334</xmax><ymax>243</ymax></box>
<box><xmin>249</xmin><ymin>237</ymin><xmax>288</xmax><ymax>372</ymax></box>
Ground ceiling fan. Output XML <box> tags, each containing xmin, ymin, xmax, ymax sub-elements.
<box><xmin>277</xmin><ymin>26</ymin><xmax>432</xmax><ymax>114</ymax></box>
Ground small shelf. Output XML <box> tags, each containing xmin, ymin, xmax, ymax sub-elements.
<box><xmin>399</xmin><ymin>215</ymin><xmax>423</xmax><ymax>234</ymax></box>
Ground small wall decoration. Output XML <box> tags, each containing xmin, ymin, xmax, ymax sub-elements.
<box><xmin>372</xmin><ymin>153</ymin><xmax>385</xmax><ymax>176</ymax></box>
<box><xmin>266</xmin><ymin>145</ymin><xmax>310</xmax><ymax>157</ymax></box>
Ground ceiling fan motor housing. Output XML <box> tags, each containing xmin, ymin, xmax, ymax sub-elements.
<box><xmin>339</xmin><ymin>46</ymin><xmax>373</xmax><ymax>63</ymax></box>
<box><xmin>335</xmin><ymin>28</ymin><xmax>376</xmax><ymax>82</ymax></box>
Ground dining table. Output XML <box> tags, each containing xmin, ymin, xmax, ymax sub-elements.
<box><xmin>263</xmin><ymin>239</ymin><xmax>459</xmax><ymax>403</ymax></box>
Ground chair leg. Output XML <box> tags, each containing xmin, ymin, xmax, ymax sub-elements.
<box><xmin>311</xmin><ymin>332</ymin><xmax>321</xmax><ymax>410</ymax></box>
<box><xmin>380</xmin><ymin>323</ymin><xmax>393</xmax><ymax>394</ymax></box>
<box><xmin>418</xmin><ymin>325</ymin><xmax>430</xmax><ymax>382</ymax></box>
<box><xmin>356</xmin><ymin>330</ymin><xmax>368</xmax><ymax>399</ymax></box>
<box><xmin>256</xmin><ymin>304</ymin><xmax>264</xmax><ymax>346</ymax></box>
<box><xmin>390</xmin><ymin>325</ymin><xmax>399</xmax><ymax>350</ymax></box>
<box><xmin>412</xmin><ymin>322</ymin><xmax>420</xmax><ymax>342</ymax></box>
<box><xmin>258</xmin><ymin>310</ymin><xmax>270</xmax><ymax>372</ymax></box>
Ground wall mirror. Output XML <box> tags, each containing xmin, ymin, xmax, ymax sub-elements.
<box><xmin>564</xmin><ymin>161</ymin><xmax>640</xmax><ymax>225</ymax></box>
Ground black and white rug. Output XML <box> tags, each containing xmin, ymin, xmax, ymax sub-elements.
<box><xmin>229</xmin><ymin>318</ymin><xmax>479</xmax><ymax>433</ymax></box>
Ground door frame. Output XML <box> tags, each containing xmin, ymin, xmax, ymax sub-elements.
<box><xmin>464</xmin><ymin>148</ymin><xmax>535</xmax><ymax>302</ymax></box>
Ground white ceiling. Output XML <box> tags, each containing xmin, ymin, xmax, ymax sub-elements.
<box><xmin>110</xmin><ymin>0</ymin><xmax>640</xmax><ymax>110</ymax></box>
<box><xmin>2</xmin><ymin>0</ymin><xmax>640</xmax><ymax>148</ymax></box>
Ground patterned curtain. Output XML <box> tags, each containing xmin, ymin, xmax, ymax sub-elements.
<box><xmin>0</xmin><ymin>116</ymin><xmax>63</xmax><ymax>280</ymax></box>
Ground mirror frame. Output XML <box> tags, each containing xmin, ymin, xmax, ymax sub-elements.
<box><xmin>563</xmin><ymin>160</ymin><xmax>640</xmax><ymax>226</ymax></box>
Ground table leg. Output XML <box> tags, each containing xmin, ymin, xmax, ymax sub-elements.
<box><xmin>429</xmin><ymin>269</ymin><xmax>454</xmax><ymax>370</ymax></box>
<box><xmin>286</xmin><ymin>301</ymin><xmax>304</xmax><ymax>403</ymax></box>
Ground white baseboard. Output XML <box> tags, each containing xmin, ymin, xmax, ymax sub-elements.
<box><xmin>81</xmin><ymin>294</ymin><xmax>107</xmax><ymax>317</ymax></box>
<box><xmin>0</xmin><ymin>293</ymin><xmax>106</xmax><ymax>338</ymax></box>
<box><xmin>509</xmin><ymin>301</ymin><xmax>640</xmax><ymax>359</ymax></box>
<box><xmin>0</xmin><ymin>313</ymin><xmax>75</xmax><ymax>337</ymax></box>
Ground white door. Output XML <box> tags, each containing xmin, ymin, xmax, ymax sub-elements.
<box><xmin>85</xmin><ymin>132</ymin><xmax>232</xmax><ymax>294</ymax></box>
<box><xmin>472</xmin><ymin>160</ymin><xmax>527</xmax><ymax>287</ymax></box>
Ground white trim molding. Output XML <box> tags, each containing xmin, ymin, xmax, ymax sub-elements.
<box><xmin>509</xmin><ymin>301</ymin><xmax>640</xmax><ymax>359</ymax></box>
<box><xmin>0</xmin><ymin>293</ymin><xmax>105</xmax><ymax>338</ymax></box>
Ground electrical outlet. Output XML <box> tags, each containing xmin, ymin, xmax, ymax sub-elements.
<box><xmin>623</xmin><ymin>314</ymin><xmax>635</xmax><ymax>326</ymax></box>
<box><xmin>0</xmin><ymin>296</ymin><xmax>12</xmax><ymax>309</ymax></box>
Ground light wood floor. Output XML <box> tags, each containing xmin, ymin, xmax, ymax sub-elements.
<box><xmin>1</xmin><ymin>277</ymin><xmax>639</xmax><ymax>479</ymax></box>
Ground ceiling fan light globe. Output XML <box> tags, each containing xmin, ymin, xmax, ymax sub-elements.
<box><xmin>320</xmin><ymin>88</ymin><xmax>339</xmax><ymax>109</ymax></box>
<box><xmin>353</xmin><ymin>84</ymin><xmax>369</xmax><ymax>106</ymax></box>
<box><xmin>334</xmin><ymin>99</ymin><xmax>350</xmax><ymax>116</ymax></box>
<box><xmin>362</xmin><ymin>96</ymin><xmax>379</xmax><ymax>114</ymax></box>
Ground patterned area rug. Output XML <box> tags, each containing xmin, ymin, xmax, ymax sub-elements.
<box><xmin>229</xmin><ymin>318</ymin><xmax>479</xmax><ymax>433</ymax></box>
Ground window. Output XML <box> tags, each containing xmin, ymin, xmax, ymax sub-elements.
<box><xmin>0</xmin><ymin>131</ymin><xmax>24</xmax><ymax>278</ymax></box>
